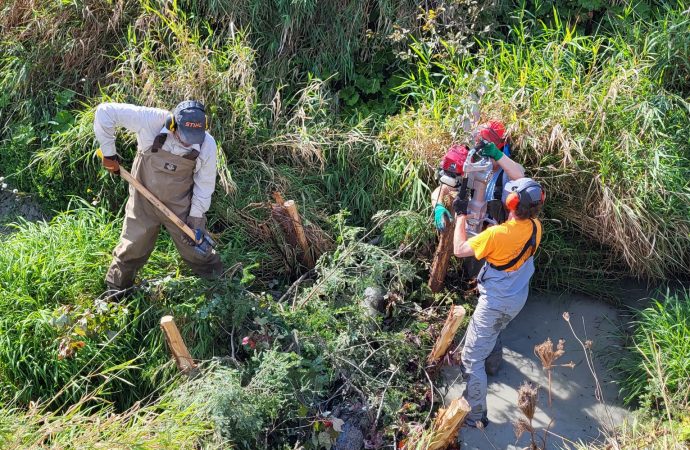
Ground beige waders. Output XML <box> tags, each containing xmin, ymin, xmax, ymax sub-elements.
<box><xmin>105</xmin><ymin>148</ymin><xmax>222</xmax><ymax>289</ymax></box>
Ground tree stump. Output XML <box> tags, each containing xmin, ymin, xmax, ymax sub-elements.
<box><xmin>427</xmin><ymin>305</ymin><xmax>466</xmax><ymax>366</ymax></box>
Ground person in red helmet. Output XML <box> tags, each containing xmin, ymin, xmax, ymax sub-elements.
<box><xmin>432</xmin><ymin>121</ymin><xmax>525</xmax><ymax>231</ymax></box>
<box><xmin>430</xmin><ymin>120</ymin><xmax>530</xmax><ymax>381</ymax></box>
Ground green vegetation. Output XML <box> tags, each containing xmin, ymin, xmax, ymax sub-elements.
<box><xmin>1</xmin><ymin>0</ymin><xmax>689</xmax><ymax>448</ymax></box>
<box><xmin>617</xmin><ymin>290</ymin><xmax>690</xmax><ymax>412</ymax></box>
<box><xmin>387</xmin><ymin>8</ymin><xmax>690</xmax><ymax>279</ymax></box>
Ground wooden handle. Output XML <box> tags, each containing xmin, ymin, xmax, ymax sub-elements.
<box><xmin>119</xmin><ymin>168</ymin><xmax>198</xmax><ymax>242</ymax></box>
<box><xmin>96</xmin><ymin>148</ymin><xmax>198</xmax><ymax>243</ymax></box>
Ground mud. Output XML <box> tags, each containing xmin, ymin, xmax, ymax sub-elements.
<box><xmin>442</xmin><ymin>292</ymin><xmax>638</xmax><ymax>449</ymax></box>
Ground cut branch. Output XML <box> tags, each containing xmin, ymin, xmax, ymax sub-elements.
<box><xmin>427</xmin><ymin>305</ymin><xmax>466</xmax><ymax>366</ymax></box>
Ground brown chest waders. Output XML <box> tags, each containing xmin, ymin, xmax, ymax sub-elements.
<box><xmin>105</xmin><ymin>148</ymin><xmax>222</xmax><ymax>290</ymax></box>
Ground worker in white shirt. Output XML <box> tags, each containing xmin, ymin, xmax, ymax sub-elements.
<box><xmin>94</xmin><ymin>101</ymin><xmax>223</xmax><ymax>295</ymax></box>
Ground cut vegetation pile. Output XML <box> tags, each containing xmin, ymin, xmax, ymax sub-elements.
<box><xmin>1</xmin><ymin>0</ymin><xmax>689</xmax><ymax>448</ymax></box>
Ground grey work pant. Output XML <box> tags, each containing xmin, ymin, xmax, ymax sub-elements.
<box><xmin>461</xmin><ymin>258</ymin><xmax>535</xmax><ymax>423</ymax></box>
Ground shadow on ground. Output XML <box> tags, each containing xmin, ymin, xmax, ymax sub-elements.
<box><xmin>441</xmin><ymin>293</ymin><xmax>637</xmax><ymax>449</ymax></box>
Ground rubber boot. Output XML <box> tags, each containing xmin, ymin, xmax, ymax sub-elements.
<box><xmin>485</xmin><ymin>348</ymin><xmax>503</xmax><ymax>376</ymax></box>
<box><xmin>101</xmin><ymin>282</ymin><xmax>132</xmax><ymax>302</ymax></box>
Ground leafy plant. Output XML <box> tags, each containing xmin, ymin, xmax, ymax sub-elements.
<box><xmin>616</xmin><ymin>289</ymin><xmax>690</xmax><ymax>414</ymax></box>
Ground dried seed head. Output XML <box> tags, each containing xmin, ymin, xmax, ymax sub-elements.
<box><xmin>562</xmin><ymin>311</ymin><xmax>570</xmax><ymax>322</ymax></box>
<box><xmin>557</xmin><ymin>339</ymin><xmax>565</xmax><ymax>352</ymax></box>
<box><xmin>517</xmin><ymin>382</ymin><xmax>538</xmax><ymax>420</ymax></box>
<box><xmin>513</xmin><ymin>417</ymin><xmax>532</xmax><ymax>439</ymax></box>
<box><xmin>534</xmin><ymin>337</ymin><xmax>566</xmax><ymax>369</ymax></box>
<box><xmin>585</xmin><ymin>339</ymin><xmax>593</xmax><ymax>349</ymax></box>
<box><xmin>554</xmin><ymin>339</ymin><xmax>566</xmax><ymax>359</ymax></box>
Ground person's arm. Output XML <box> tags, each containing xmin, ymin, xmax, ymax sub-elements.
<box><xmin>479</xmin><ymin>142</ymin><xmax>525</xmax><ymax>180</ymax></box>
<box><xmin>496</xmin><ymin>154</ymin><xmax>525</xmax><ymax>180</ymax></box>
<box><xmin>453</xmin><ymin>215</ymin><xmax>476</xmax><ymax>258</ymax></box>
<box><xmin>189</xmin><ymin>134</ymin><xmax>218</xmax><ymax>218</ymax></box>
<box><xmin>93</xmin><ymin>103</ymin><xmax>168</xmax><ymax>157</ymax></box>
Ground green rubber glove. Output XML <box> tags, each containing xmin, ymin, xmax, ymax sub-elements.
<box><xmin>479</xmin><ymin>141</ymin><xmax>504</xmax><ymax>161</ymax></box>
<box><xmin>434</xmin><ymin>204</ymin><xmax>452</xmax><ymax>231</ymax></box>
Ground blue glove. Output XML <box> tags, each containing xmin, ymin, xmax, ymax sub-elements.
<box><xmin>434</xmin><ymin>204</ymin><xmax>452</xmax><ymax>231</ymax></box>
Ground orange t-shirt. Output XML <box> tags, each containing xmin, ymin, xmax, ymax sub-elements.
<box><xmin>467</xmin><ymin>218</ymin><xmax>542</xmax><ymax>271</ymax></box>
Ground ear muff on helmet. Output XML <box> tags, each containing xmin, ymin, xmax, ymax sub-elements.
<box><xmin>502</xmin><ymin>178</ymin><xmax>545</xmax><ymax>211</ymax></box>
<box><xmin>165</xmin><ymin>113</ymin><xmax>176</xmax><ymax>131</ymax></box>
<box><xmin>505</xmin><ymin>191</ymin><xmax>520</xmax><ymax>211</ymax></box>
<box><xmin>167</xmin><ymin>100</ymin><xmax>209</xmax><ymax>131</ymax></box>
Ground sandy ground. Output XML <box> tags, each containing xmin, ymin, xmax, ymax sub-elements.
<box><xmin>441</xmin><ymin>293</ymin><xmax>635</xmax><ymax>450</ymax></box>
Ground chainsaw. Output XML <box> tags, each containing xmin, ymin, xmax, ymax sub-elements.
<box><xmin>95</xmin><ymin>149</ymin><xmax>216</xmax><ymax>255</ymax></box>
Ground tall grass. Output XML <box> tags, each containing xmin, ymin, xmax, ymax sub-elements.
<box><xmin>0</xmin><ymin>202</ymin><xmax>251</xmax><ymax>408</ymax></box>
<box><xmin>390</xmin><ymin>7</ymin><xmax>690</xmax><ymax>279</ymax></box>
<box><xmin>0</xmin><ymin>385</ymin><xmax>215</xmax><ymax>449</ymax></box>
<box><xmin>616</xmin><ymin>289</ymin><xmax>690</xmax><ymax>412</ymax></box>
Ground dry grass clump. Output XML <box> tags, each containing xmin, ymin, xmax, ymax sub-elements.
<box><xmin>534</xmin><ymin>338</ymin><xmax>574</xmax><ymax>407</ymax></box>
<box><xmin>514</xmin><ymin>382</ymin><xmax>544</xmax><ymax>450</ymax></box>
<box><xmin>1</xmin><ymin>0</ymin><xmax>136</xmax><ymax>92</ymax></box>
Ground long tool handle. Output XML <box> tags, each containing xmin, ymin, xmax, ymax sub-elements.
<box><xmin>119</xmin><ymin>168</ymin><xmax>199</xmax><ymax>243</ymax></box>
<box><xmin>96</xmin><ymin>149</ymin><xmax>199</xmax><ymax>243</ymax></box>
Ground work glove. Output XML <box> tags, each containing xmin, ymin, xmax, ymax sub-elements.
<box><xmin>452</xmin><ymin>196</ymin><xmax>469</xmax><ymax>216</ymax></box>
<box><xmin>102</xmin><ymin>155</ymin><xmax>121</xmax><ymax>174</ymax></box>
<box><xmin>183</xmin><ymin>215</ymin><xmax>207</xmax><ymax>246</ymax></box>
<box><xmin>434</xmin><ymin>204</ymin><xmax>452</xmax><ymax>231</ymax></box>
<box><xmin>477</xmin><ymin>140</ymin><xmax>504</xmax><ymax>161</ymax></box>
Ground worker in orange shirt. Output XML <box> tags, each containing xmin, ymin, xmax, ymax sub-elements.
<box><xmin>452</xmin><ymin>177</ymin><xmax>545</xmax><ymax>428</ymax></box>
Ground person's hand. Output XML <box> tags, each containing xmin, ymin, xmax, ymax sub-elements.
<box><xmin>434</xmin><ymin>204</ymin><xmax>452</xmax><ymax>231</ymax></box>
<box><xmin>477</xmin><ymin>140</ymin><xmax>504</xmax><ymax>161</ymax></box>
<box><xmin>452</xmin><ymin>196</ymin><xmax>469</xmax><ymax>216</ymax></box>
<box><xmin>102</xmin><ymin>155</ymin><xmax>121</xmax><ymax>174</ymax></box>
<box><xmin>183</xmin><ymin>215</ymin><xmax>207</xmax><ymax>246</ymax></box>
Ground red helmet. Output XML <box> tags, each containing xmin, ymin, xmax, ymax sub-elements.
<box><xmin>441</xmin><ymin>144</ymin><xmax>469</xmax><ymax>176</ymax></box>
<box><xmin>477</xmin><ymin>121</ymin><xmax>506</xmax><ymax>149</ymax></box>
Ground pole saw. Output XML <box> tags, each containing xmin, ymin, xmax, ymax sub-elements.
<box><xmin>95</xmin><ymin>149</ymin><xmax>216</xmax><ymax>255</ymax></box>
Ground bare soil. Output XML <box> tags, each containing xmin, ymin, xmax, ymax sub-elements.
<box><xmin>442</xmin><ymin>292</ymin><xmax>638</xmax><ymax>449</ymax></box>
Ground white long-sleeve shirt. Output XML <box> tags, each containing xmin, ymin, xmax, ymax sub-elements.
<box><xmin>93</xmin><ymin>102</ymin><xmax>218</xmax><ymax>218</ymax></box>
